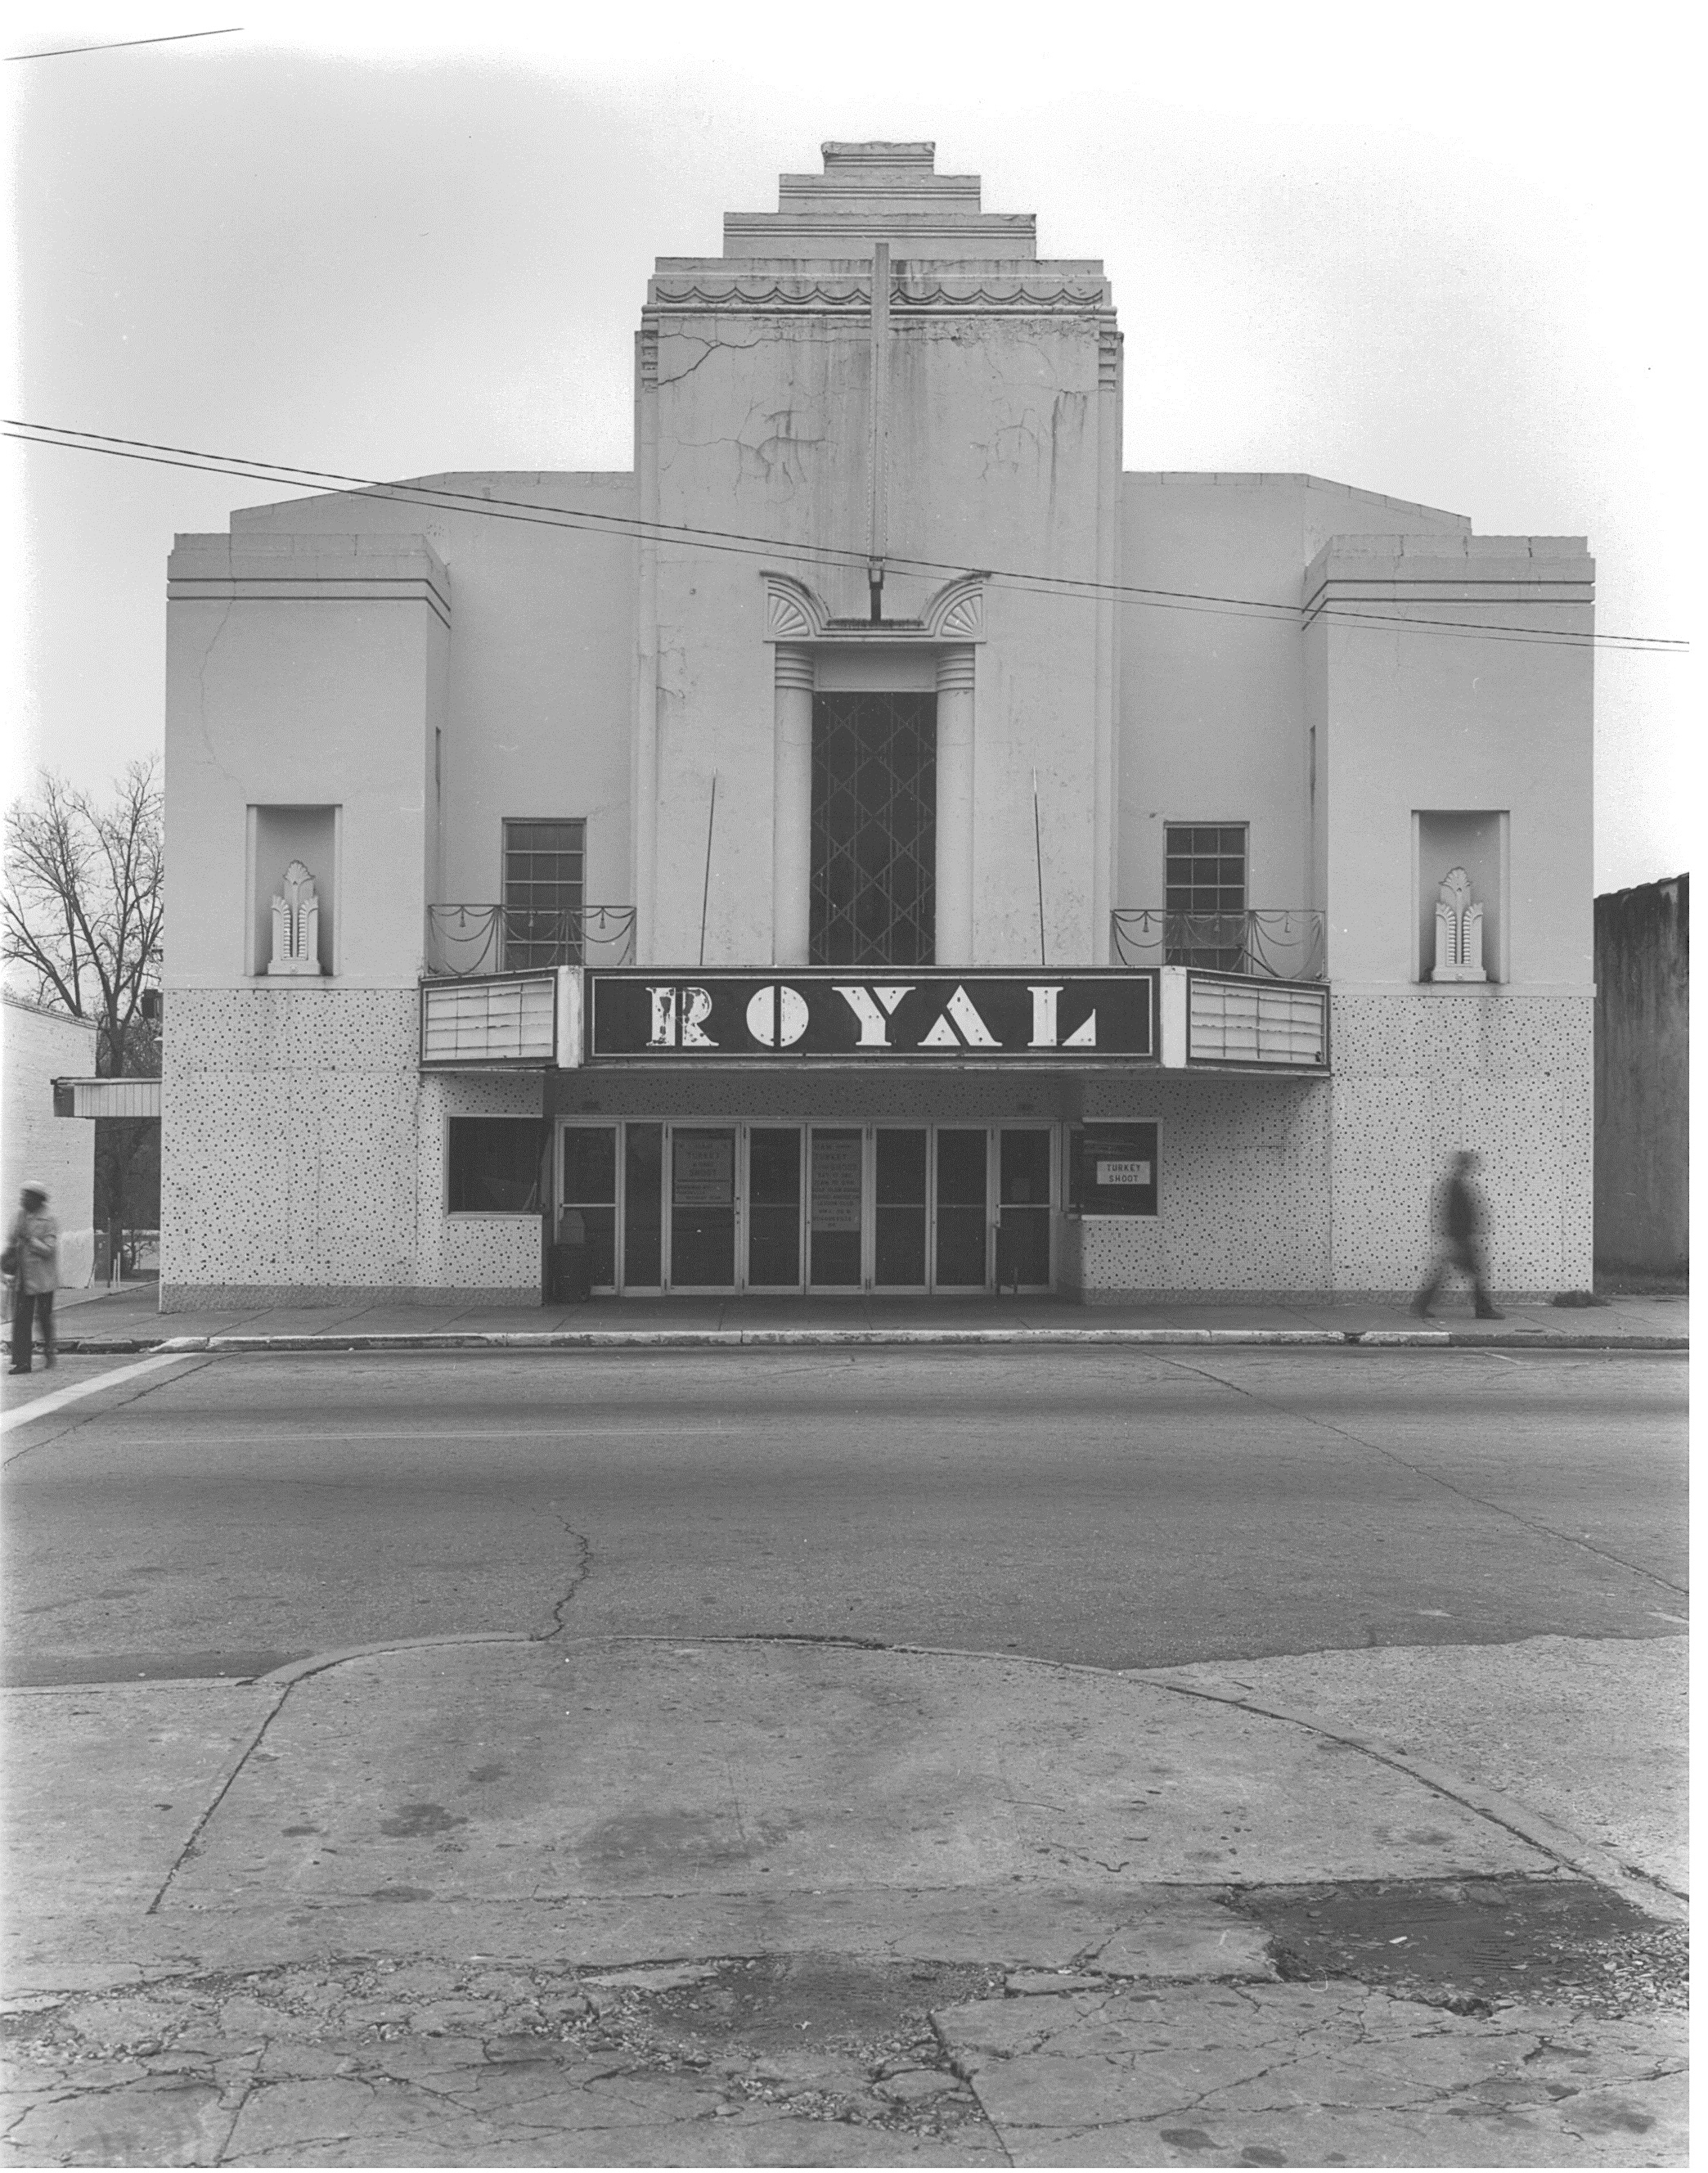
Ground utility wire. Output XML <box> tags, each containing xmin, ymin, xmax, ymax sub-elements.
<box><xmin>6</xmin><ymin>417</ymin><xmax>1687</xmax><ymax>657</ymax></box>
<box><xmin>7</xmin><ymin>25</ymin><xmax>241</xmax><ymax>61</ymax></box>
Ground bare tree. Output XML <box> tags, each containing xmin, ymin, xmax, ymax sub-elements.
<box><xmin>4</xmin><ymin>762</ymin><xmax>164</xmax><ymax>1277</ymax></box>
<box><xmin>3</xmin><ymin>758</ymin><xmax>164</xmax><ymax>1078</ymax></box>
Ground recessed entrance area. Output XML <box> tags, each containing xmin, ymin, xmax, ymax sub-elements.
<box><xmin>555</xmin><ymin>1119</ymin><xmax>1058</xmax><ymax>1294</ymax></box>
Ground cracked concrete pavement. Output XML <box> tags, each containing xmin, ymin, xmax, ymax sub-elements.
<box><xmin>2</xmin><ymin>1631</ymin><xmax>1687</xmax><ymax>2166</ymax></box>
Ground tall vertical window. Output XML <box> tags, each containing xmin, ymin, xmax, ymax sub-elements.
<box><xmin>1164</xmin><ymin>823</ymin><xmax>1247</xmax><ymax>971</ymax></box>
<box><xmin>502</xmin><ymin>818</ymin><xmax>585</xmax><ymax>968</ymax></box>
<box><xmin>811</xmin><ymin>693</ymin><xmax>936</xmax><ymax>966</ymax></box>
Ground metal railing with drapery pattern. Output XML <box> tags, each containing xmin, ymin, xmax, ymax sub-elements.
<box><xmin>425</xmin><ymin>904</ymin><xmax>637</xmax><ymax>977</ymax></box>
<box><xmin>1110</xmin><ymin>910</ymin><xmax>1325</xmax><ymax>982</ymax></box>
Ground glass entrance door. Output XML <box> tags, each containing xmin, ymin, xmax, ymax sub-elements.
<box><xmin>748</xmin><ymin>1127</ymin><xmax>802</xmax><ymax>1287</ymax></box>
<box><xmin>996</xmin><ymin>1128</ymin><xmax>1053</xmax><ymax>1290</ymax></box>
<box><xmin>874</xmin><ymin>1128</ymin><xmax>928</xmax><ymax>1287</ymax></box>
<box><xmin>807</xmin><ymin>1127</ymin><xmax>864</xmax><ymax>1288</ymax></box>
<box><xmin>934</xmin><ymin>1128</ymin><xmax>989</xmax><ymax>1288</ymax></box>
<box><xmin>670</xmin><ymin>1127</ymin><xmax>736</xmax><ymax>1287</ymax></box>
<box><xmin>560</xmin><ymin>1124</ymin><xmax>618</xmax><ymax>1293</ymax></box>
<box><xmin>557</xmin><ymin>1118</ymin><xmax>1058</xmax><ymax>1297</ymax></box>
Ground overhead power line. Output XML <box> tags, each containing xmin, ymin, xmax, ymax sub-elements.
<box><xmin>4</xmin><ymin>418</ymin><xmax>1687</xmax><ymax>658</ymax></box>
<box><xmin>7</xmin><ymin>25</ymin><xmax>241</xmax><ymax>61</ymax></box>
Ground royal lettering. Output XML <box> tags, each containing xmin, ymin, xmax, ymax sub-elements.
<box><xmin>592</xmin><ymin>970</ymin><xmax>1153</xmax><ymax>1063</ymax></box>
<box><xmin>645</xmin><ymin>984</ymin><xmax>719</xmax><ymax>1049</ymax></box>
<box><xmin>834</xmin><ymin>985</ymin><xmax>913</xmax><ymax>1047</ymax></box>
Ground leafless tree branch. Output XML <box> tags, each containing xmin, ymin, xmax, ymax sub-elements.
<box><xmin>3</xmin><ymin>758</ymin><xmax>164</xmax><ymax>1076</ymax></box>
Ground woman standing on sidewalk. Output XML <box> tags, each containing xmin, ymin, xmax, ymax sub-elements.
<box><xmin>7</xmin><ymin>1182</ymin><xmax>61</xmax><ymax>1374</ymax></box>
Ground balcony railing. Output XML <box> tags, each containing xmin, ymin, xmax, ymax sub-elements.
<box><xmin>1111</xmin><ymin>909</ymin><xmax>1325</xmax><ymax>982</ymax></box>
<box><xmin>425</xmin><ymin>904</ymin><xmax>637</xmax><ymax>978</ymax></box>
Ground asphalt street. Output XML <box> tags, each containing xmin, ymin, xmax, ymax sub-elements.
<box><xmin>2</xmin><ymin>1345</ymin><xmax>1686</xmax><ymax>1684</ymax></box>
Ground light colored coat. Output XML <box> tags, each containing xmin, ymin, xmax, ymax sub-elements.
<box><xmin>8</xmin><ymin>1208</ymin><xmax>61</xmax><ymax>1295</ymax></box>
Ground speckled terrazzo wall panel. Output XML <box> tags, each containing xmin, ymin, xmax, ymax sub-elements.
<box><xmin>1328</xmin><ymin>993</ymin><xmax>1592</xmax><ymax>1292</ymax></box>
<box><xmin>162</xmin><ymin>988</ymin><xmax>422</xmax><ymax>1302</ymax></box>
<box><xmin>416</xmin><ymin>1071</ymin><xmax>547</xmax><ymax>1291</ymax></box>
<box><xmin>1075</xmin><ymin>1075</ymin><xmax>1333</xmax><ymax>1296</ymax></box>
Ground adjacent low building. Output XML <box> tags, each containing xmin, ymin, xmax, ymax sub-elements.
<box><xmin>160</xmin><ymin>143</ymin><xmax>1594</xmax><ymax>1308</ymax></box>
<box><xmin>1594</xmin><ymin>874</ymin><xmax>1688</xmax><ymax>1281</ymax></box>
<box><xmin>2</xmin><ymin>995</ymin><xmax>97</xmax><ymax>1289</ymax></box>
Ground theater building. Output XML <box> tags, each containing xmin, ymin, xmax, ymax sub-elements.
<box><xmin>159</xmin><ymin>143</ymin><xmax>1594</xmax><ymax>1308</ymax></box>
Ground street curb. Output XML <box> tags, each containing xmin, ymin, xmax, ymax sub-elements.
<box><xmin>50</xmin><ymin>1326</ymin><xmax>1688</xmax><ymax>1355</ymax></box>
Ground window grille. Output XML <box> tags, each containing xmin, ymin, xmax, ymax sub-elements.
<box><xmin>810</xmin><ymin>694</ymin><xmax>936</xmax><ymax>966</ymax></box>
<box><xmin>501</xmin><ymin>818</ymin><xmax>586</xmax><ymax>968</ymax></box>
<box><xmin>1164</xmin><ymin>822</ymin><xmax>1247</xmax><ymax>971</ymax></box>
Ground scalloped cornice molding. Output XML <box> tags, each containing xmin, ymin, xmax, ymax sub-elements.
<box><xmin>762</xmin><ymin>571</ymin><xmax>985</xmax><ymax>644</ymax></box>
<box><xmin>762</xmin><ymin>574</ymin><xmax>831</xmax><ymax>641</ymax></box>
<box><xmin>651</xmin><ymin>277</ymin><xmax>1108</xmax><ymax>315</ymax></box>
<box><xmin>921</xmin><ymin>574</ymin><xmax>986</xmax><ymax>641</ymax></box>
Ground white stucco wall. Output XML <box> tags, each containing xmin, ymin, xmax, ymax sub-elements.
<box><xmin>1</xmin><ymin>998</ymin><xmax>97</xmax><ymax>1288</ymax></box>
<box><xmin>1117</xmin><ymin>473</ymin><xmax>1471</xmax><ymax>922</ymax></box>
<box><xmin>230</xmin><ymin>476</ymin><xmax>638</xmax><ymax>918</ymax></box>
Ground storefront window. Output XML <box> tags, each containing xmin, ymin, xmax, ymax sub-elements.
<box><xmin>1068</xmin><ymin>1124</ymin><xmax>1158</xmax><ymax>1217</ymax></box>
<box><xmin>447</xmin><ymin>1118</ymin><xmax>546</xmax><ymax>1212</ymax></box>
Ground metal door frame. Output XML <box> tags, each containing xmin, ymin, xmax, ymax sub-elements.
<box><xmin>557</xmin><ymin>1116</ymin><xmax>1061</xmax><ymax>1297</ymax></box>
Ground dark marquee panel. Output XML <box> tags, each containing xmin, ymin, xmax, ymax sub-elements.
<box><xmin>585</xmin><ymin>970</ymin><xmax>1157</xmax><ymax>1064</ymax></box>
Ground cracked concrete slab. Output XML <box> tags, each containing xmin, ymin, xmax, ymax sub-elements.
<box><xmin>933</xmin><ymin>1980</ymin><xmax>1688</xmax><ymax>2166</ymax></box>
<box><xmin>3</xmin><ymin>1681</ymin><xmax>272</xmax><ymax>1917</ymax></box>
<box><xmin>2</xmin><ymin>1635</ymin><xmax>1686</xmax><ymax>2163</ymax></box>
<box><xmin>1138</xmin><ymin>1634</ymin><xmax>1688</xmax><ymax>1897</ymax></box>
<box><xmin>149</xmin><ymin>1640</ymin><xmax>1555</xmax><ymax>1916</ymax></box>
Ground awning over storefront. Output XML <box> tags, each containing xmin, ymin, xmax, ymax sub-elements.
<box><xmin>52</xmin><ymin>1077</ymin><xmax>162</xmax><ymax>1118</ymax></box>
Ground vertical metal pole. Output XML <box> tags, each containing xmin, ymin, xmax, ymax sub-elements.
<box><xmin>698</xmin><ymin>773</ymin><xmax>718</xmax><ymax>968</ymax></box>
<box><xmin>868</xmin><ymin>241</ymin><xmax>890</xmax><ymax>623</ymax></box>
<box><xmin>1033</xmin><ymin>767</ymin><xmax>1048</xmax><ymax>968</ymax></box>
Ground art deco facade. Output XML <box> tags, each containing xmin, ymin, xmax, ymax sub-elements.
<box><xmin>160</xmin><ymin>145</ymin><xmax>1594</xmax><ymax>1307</ymax></box>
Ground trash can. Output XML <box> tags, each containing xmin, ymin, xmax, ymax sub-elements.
<box><xmin>547</xmin><ymin>1242</ymin><xmax>593</xmax><ymax>1304</ymax></box>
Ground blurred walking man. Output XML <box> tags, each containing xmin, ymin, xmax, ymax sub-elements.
<box><xmin>7</xmin><ymin>1182</ymin><xmax>61</xmax><ymax>1374</ymax></box>
<box><xmin>1414</xmin><ymin>1149</ymin><xmax>1503</xmax><ymax>1320</ymax></box>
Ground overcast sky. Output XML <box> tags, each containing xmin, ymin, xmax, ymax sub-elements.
<box><xmin>6</xmin><ymin>2</ymin><xmax>1695</xmax><ymax>891</ymax></box>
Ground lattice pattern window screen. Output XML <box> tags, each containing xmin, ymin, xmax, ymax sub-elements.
<box><xmin>811</xmin><ymin>693</ymin><xmax>936</xmax><ymax>966</ymax></box>
<box><xmin>1189</xmin><ymin>977</ymin><xmax>1328</xmax><ymax>1067</ymax></box>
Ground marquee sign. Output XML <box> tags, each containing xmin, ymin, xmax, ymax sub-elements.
<box><xmin>584</xmin><ymin>970</ymin><xmax>1156</xmax><ymax>1064</ymax></box>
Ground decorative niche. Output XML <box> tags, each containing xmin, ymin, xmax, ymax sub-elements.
<box><xmin>1414</xmin><ymin>810</ymin><xmax>1507</xmax><ymax>984</ymax></box>
<box><xmin>249</xmin><ymin>804</ymin><xmax>339</xmax><ymax>977</ymax></box>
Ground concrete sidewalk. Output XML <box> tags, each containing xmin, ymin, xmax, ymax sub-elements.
<box><xmin>2</xmin><ymin>1634</ymin><xmax>1687</xmax><ymax>2166</ymax></box>
<box><xmin>34</xmin><ymin>1281</ymin><xmax>1691</xmax><ymax>1354</ymax></box>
